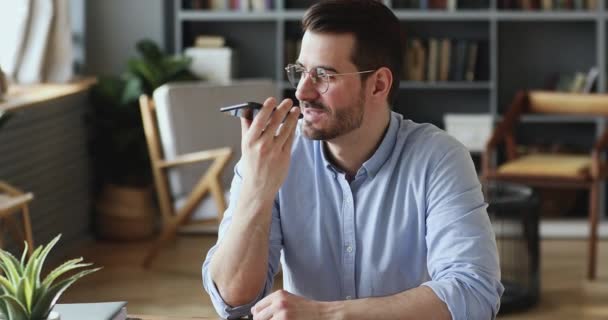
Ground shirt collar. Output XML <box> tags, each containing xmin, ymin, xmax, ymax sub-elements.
<box><xmin>319</xmin><ymin>111</ymin><xmax>401</xmax><ymax>179</ymax></box>
<box><xmin>361</xmin><ymin>111</ymin><xmax>400</xmax><ymax>179</ymax></box>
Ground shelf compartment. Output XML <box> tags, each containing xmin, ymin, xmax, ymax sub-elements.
<box><xmin>496</xmin><ymin>11</ymin><xmax>599</xmax><ymax>21</ymax></box>
<box><xmin>400</xmin><ymin>81</ymin><xmax>492</xmax><ymax>90</ymax></box>
<box><xmin>178</xmin><ymin>10</ymin><xmax>278</xmax><ymax>21</ymax></box>
<box><xmin>394</xmin><ymin>10</ymin><xmax>492</xmax><ymax>21</ymax></box>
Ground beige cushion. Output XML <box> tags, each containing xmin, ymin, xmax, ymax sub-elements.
<box><xmin>497</xmin><ymin>154</ymin><xmax>591</xmax><ymax>178</ymax></box>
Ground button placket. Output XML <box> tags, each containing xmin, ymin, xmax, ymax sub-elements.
<box><xmin>340</xmin><ymin>176</ymin><xmax>357</xmax><ymax>300</ymax></box>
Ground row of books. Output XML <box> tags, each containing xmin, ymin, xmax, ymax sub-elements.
<box><xmin>394</xmin><ymin>0</ymin><xmax>487</xmax><ymax>9</ymax></box>
<box><xmin>183</xmin><ymin>0</ymin><xmax>274</xmax><ymax>11</ymax></box>
<box><xmin>405</xmin><ymin>38</ymin><xmax>480</xmax><ymax>82</ymax></box>
<box><xmin>498</xmin><ymin>0</ymin><xmax>598</xmax><ymax>9</ymax></box>
<box><xmin>545</xmin><ymin>67</ymin><xmax>598</xmax><ymax>93</ymax></box>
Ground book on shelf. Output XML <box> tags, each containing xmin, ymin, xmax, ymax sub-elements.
<box><xmin>52</xmin><ymin>301</ymin><xmax>127</xmax><ymax>320</ymax></box>
<box><xmin>404</xmin><ymin>37</ymin><xmax>480</xmax><ymax>82</ymax></box>
<box><xmin>195</xmin><ymin>35</ymin><xmax>226</xmax><ymax>48</ymax></box>
<box><xmin>405</xmin><ymin>39</ymin><xmax>426</xmax><ymax>81</ymax></box>
<box><xmin>464</xmin><ymin>42</ymin><xmax>478</xmax><ymax>82</ymax></box>
<box><xmin>429</xmin><ymin>0</ymin><xmax>448</xmax><ymax>9</ymax></box>
<box><xmin>427</xmin><ymin>38</ymin><xmax>439</xmax><ymax>82</ymax></box>
<box><xmin>182</xmin><ymin>0</ymin><xmax>274</xmax><ymax>11</ymax></box>
<box><xmin>545</xmin><ymin>67</ymin><xmax>598</xmax><ymax>93</ymax></box>
<box><xmin>393</xmin><ymin>0</ymin><xmax>487</xmax><ymax>10</ymax></box>
<box><xmin>499</xmin><ymin>0</ymin><xmax>596</xmax><ymax>10</ymax></box>
<box><xmin>438</xmin><ymin>38</ymin><xmax>451</xmax><ymax>81</ymax></box>
<box><xmin>582</xmin><ymin>66</ymin><xmax>599</xmax><ymax>93</ymax></box>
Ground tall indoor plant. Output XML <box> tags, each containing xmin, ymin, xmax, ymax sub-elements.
<box><xmin>88</xmin><ymin>39</ymin><xmax>198</xmax><ymax>240</ymax></box>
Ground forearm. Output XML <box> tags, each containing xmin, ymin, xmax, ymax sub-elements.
<box><xmin>322</xmin><ymin>286</ymin><xmax>451</xmax><ymax>320</ymax></box>
<box><xmin>209</xmin><ymin>184</ymin><xmax>275</xmax><ymax>306</ymax></box>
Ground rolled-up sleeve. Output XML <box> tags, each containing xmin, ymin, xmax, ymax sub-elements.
<box><xmin>201</xmin><ymin>162</ymin><xmax>284</xmax><ymax>319</ymax></box>
<box><xmin>421</xmin><ymin>142</ymin><xmax>504</xmax><ymax>320</ymax></box>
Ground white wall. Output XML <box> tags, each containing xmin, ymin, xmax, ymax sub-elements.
<box><xmin>85</xmin><ymin>0</ymin><xmax>165</xmax><ymax>75</ymax></box>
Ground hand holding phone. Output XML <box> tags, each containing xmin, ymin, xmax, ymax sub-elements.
<box><xmin>220</xmin><ymin>101</ymin><xmax>303</xmax><ymax>121</ymax></box>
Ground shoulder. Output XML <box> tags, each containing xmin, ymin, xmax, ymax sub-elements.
<box><xmin>394</xmin><ymin>113</ymin><xmax>468</xmax><ymax>162</ymax></box>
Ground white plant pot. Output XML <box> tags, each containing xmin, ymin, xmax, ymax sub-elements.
<box><xmin>48</xmin><ymin>311</ymin><xmax>61</xmax><ymax>320</ymax></box>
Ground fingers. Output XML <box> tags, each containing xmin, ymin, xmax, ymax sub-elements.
<box><xmin>261</xmin><ymin>99</ymin><xmax>294</xmax><ymax>139</ymax></box>
<box><xmin>276</xmin><ymin>107</ymin><xmax>300</xmax><ymax>149</ymax></box>
<box><xmin>247</xmin><ymin>97</ymin><xmax>279</xmax><ymax>139</ymax></box>
<box><xmin>252</xmin><ymin>294</ymin><xmax>274</xmax><ymax>320</ymax></box>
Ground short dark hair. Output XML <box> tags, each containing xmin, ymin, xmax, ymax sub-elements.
<box><xmin>302</xmin><ymin>0</ymin><xmax>402</xmax><ymax>104</ymax></box>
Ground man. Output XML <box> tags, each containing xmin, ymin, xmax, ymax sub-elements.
<box><xmin>203</xmin><ymin>0</ymin><xmax>503</xmax><ymax>319</ymax></box>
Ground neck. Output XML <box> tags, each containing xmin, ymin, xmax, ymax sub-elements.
<box><xmin>325</xmin><ymin>108</ymin><xmax>391</xmax><ymax>177</ymax></box>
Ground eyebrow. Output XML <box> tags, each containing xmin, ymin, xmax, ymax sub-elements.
<box><xmin>295</xmin><ymin>61</ymin><xmax>339</xmax><ymax>73</ymax></box>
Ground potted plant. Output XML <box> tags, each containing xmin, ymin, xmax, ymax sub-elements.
<box><xmin>88</xmin><ymin>39</ymin><xmax>198</xmax><ymax>240</ymax></box>
<box><xmin>0</xmin><ymin>234</ymin><xmax>100</xmax><ymax>320</ymax></box>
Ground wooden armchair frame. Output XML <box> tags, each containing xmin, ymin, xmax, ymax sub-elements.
<box><xmin>482</xmin><ymin>90</ymin><xmax>608</xmax><ymax>280</ymax></box>
<box><xmin>0</xmin><ymin>181</ymin><xmax>34</xmax><ymax>256</ymax></box>
<box><xmin>139</xmin><ymin>95</ymin><xmax>232</xmax><ymax>268</ymax></box>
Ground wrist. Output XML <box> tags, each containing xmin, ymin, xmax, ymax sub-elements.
<box><xmin>318</xmin><ymin>300</ymin><xmax>346</xmax><ymax>320</ymax></box>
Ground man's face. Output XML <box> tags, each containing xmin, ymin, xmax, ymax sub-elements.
<box><xmin>295</xmin><ymin>31</ymin><xmax>368</xmax><ymax>141</ymax></box>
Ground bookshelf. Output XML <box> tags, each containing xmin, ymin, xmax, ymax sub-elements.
<box><xmin>171</xmin><ymin>0</ymin><xmax>608</xmax><ymax>224</ymax></box>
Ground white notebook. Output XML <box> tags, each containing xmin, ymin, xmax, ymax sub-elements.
<box><xmin>52</xmin><ymin>301</ymin><xmax>127</xmax><ymax>320</ymax></box>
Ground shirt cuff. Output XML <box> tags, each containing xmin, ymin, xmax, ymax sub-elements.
<box><xmin>203</xmin><ymin>269</ymin><xmax>265</xmax><ymax>319</ymax></box>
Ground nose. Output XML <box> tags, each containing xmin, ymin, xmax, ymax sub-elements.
<box><xmin>295</xmin><ymin>72</ymin><xmax>320</xmax><ymax>102</ymax></box>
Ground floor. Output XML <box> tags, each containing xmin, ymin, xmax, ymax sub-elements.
<box><xmin>58</xmin><ymin>236</ymin><xmax>608</xmax><ymax>319</ymax></box>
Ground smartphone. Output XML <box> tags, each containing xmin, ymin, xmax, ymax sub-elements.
<box><xmin>220</xmin><ymin>102</ymin><xmax>303</xmax><ymax>121</ymax></box>
<box><xmin>220</xmin><ymin>102</ymin><xmax>264</xmax><ymax>120</ymax></box>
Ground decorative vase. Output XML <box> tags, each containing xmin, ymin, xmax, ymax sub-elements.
<box><xmin>95</xmin><ymin>184</ymin><xmax>157</xmax><ymax>240</ymax></box>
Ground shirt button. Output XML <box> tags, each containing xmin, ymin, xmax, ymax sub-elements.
<box><xmin>346</xmin><ymin>296</ymin><xmax>352</xmax><ymax>300</ymax></box>
<box><xmin>346</xmin><ymin>246</ymin><xmax>353</xmax><ymax>253</ymax></box>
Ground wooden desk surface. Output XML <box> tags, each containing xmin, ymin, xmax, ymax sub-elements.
<box><xmin>0</xmin><ymin>77</ymin><xmax>96</xmax><ymax>112</ymax></box>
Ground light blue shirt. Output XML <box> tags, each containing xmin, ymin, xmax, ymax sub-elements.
<box><xmin>203</xmin><ymin>112</ymin><xmax>504</xmax><ymax>319</ymax></box>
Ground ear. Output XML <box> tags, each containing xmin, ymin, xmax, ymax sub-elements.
<box><xmin>368</xmin><ymin>67</ymin><xmax>393</xmax><ymax>101</ymax></box>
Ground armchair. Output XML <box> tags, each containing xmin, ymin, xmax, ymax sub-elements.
<box><xmin>482</xmin><ymin>90</ymin><xmax>608</xmax><ymax>280</ymax></box>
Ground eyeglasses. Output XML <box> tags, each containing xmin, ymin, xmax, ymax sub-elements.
<box><xmin>284</xmin><ymin>64</ymin><xmax>376</xmax><ymax>94</ymax></box>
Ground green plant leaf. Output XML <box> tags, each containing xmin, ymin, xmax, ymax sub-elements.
<box><xmin>91</xmin><ymin>76</ymin><xmax>128</xmax><ymax>106</ymax></box>
<box><xmin>19</xmin><ymin>242</ymin><xmax>28</xmax><ymax>269</ymax></box>
<box><xmin>0</xmin><ymin>294</ymin><xmax>28</xmax><ymax>320</ymax></box>
<box><xmin>127</xmin><ymin>58</ymin><xmax>163</xmax><ymax>91</ymax></box>
<box><xmin>0</xmin><ymin>299</ymin><xmax>8</xmax><ymax>319</ymax></box>
<box><xmin>120</xmin><ymin>76</ymin><xmax>143</xmax><ymax>105</ymax></box>
<box><xmin>0</xmin><ymin>250</ymin><xmax>23</xmax><ymax>287</ymax></box>
<box><xmin>30</xmin><ymin>268</ymin><xmax>101</xmax><ymax>320</ymax></box>
<box><xmin>0</xmin><ymin>275</ymin><xmax>16</xmax><ymax>296</ymax></box>
<box><xmin>14</xmin><ymin>275</ymin><xmax>33</xmax><ymax>314</ymax></box>
<box><xmin>41</xmin><ymin>258</ymin><xmax>90</xmax><ymax>288</ymax></box>
<box><xmin>32</xmin><ymin>235</ymin><xmax>60</xmax><ymax>281</ymax></box>
<box><xmin>136</xmin><ymin>39</ymin><xmax>163</xmax><ymax>63</ymax></box>
<box><xmin>160</xmin><ymin>56</ymin><xmax>192</xmax><ymax>80</ymax></box>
